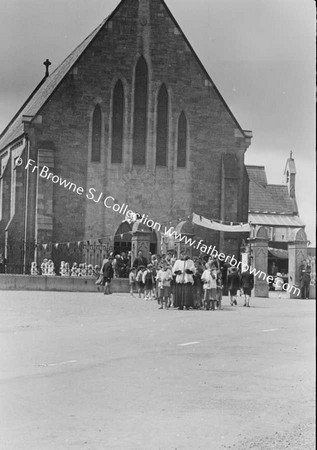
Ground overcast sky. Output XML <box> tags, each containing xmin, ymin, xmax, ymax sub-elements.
<box><xmin>0</xmin><ymin>0</ymin><xmax>315</xmax><ymax>245</ymax></box>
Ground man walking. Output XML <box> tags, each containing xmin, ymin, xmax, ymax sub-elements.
<box><xmin>103</xmin><ymin>256</ymin><xmax>114</xmax><ymax>295</ymax></box>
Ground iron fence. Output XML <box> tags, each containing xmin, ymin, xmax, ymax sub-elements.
<box><xmin>3</xmin><ymin>239</ymin><xmax>113</xmax><ymax>275</ymax></box>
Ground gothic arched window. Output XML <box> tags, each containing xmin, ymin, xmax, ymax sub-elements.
<box><xmin>133</xmin><ymin>56</ymin><xmax>148</xmax><ymax>165</ymax></box>
<box><xmin>177</xmin><ymin>111</ymin><xmax>187</xmax><ymax>168</ymax></box>
<box><xmin>156</xmin><ymin>84</ymin><xmax>168</xmax><ymax>166</ymax></box>
<box><xmin>111</xmin><ymin>80</ymin><xmax>124</xmax><ymax>163</ymax></box>
<box><xmin>91</xmin><ymin>104</ymin><xmax>102</xmax><ymax>162</ymax></box>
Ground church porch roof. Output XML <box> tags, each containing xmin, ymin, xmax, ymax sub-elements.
<box><xmin>249</xmin><ymin>213</ymin><xmax>304</xmax><ymax>228</ymax></box>
<box><xmin>246</xmin><ymin>165</ymin><xmax>297</xmax><ymax>215</ymax></box>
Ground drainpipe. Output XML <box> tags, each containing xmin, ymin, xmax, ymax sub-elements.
<box><xmin>23</xmin><ymin>135</ymin><xmax>30</xmax><ymax>274</ymax></box>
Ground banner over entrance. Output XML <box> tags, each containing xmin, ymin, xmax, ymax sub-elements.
<box><xmin>192</xmin><ymin>213</ymin><xmax>251</xmax><ymax>233</ymax></box>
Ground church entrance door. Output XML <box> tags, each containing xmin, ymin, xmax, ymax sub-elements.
<box><xmin>113</xmin><ymin>222</ymin><xmax>132</xmax><ymax>256</ymax></box>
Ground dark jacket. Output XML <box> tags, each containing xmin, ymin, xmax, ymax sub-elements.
<box><xmin>103</xmin><ymin>261</ymin><xmax>114</xmax><ymax>279</ymax></box>
<box><xmin>227</xmin><ymin>271</ymin><xmax>240</xmax><ymax>290</ymax></box>
<box><xmin>240</xmin><ymin>271</ymin><xmax>254</xmax><ymax>290</ymax></box>
<box><xmin>133</xmin><ymin>256</ymin><xmax>148</xmax><ymax>269</ymax></box>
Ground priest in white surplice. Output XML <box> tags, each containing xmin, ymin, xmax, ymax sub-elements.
<box><xmin>172</xmin><ymin>253</ymin><xmax>196</xmax><ymax>310</ymax></box>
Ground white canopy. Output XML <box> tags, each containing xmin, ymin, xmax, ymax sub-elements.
<box><xmin>192</xmin><ymin>213</ymin><xmax>251</xmax><ymax>233</ymax></box>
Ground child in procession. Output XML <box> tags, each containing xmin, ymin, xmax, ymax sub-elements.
<box><xmin>201</xmin><ymin>264</ymin><xmax>217</xmax><ymax>310</ymax></box>
<box><xmin>227</xmin><ymin>267</ymin><xmax>240</xmax><ymax>306</ymax></box>
<box><xmin>156</xmin><ymin>261</ymin><xmax>173</xmax><ymax>309</ymax></box>
<box><xmin>216</xmin><ymin>270</ymin><xmax>223</xmax><ymax>310</ymax></box>
<box><xmin>129</xmin><ymin>267</ymin><xmax>137</xmax><ymax>296</ymax></box>
<box><xmin>142</xmin><ymin>263</ymin><xmax>156</xmax><ymax>300</ymax></box>
<box><xmin>136</xmin><ymin>265</ymin><xmax>146</xmax><ymax>298</ymax></box>
<box><xmin>240</xmin><ymin>268</ymin><xmax>254</xmax><ymax>307</ymax></box>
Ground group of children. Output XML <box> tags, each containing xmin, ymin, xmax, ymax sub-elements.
<box><xmin>128</xmin><ymin>257</ymin><xmax>224</xmax><ymax>311</ymax></box>
<box><xmin>128</xmin><ymin>262</ymin><xmax>173</xmax><ymax>309</ymax></box>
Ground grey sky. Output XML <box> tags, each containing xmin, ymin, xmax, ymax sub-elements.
<box><xmin>0</xmin><ymin>0</ymin><xmax>315</xmax><ymax>244</ymax></box>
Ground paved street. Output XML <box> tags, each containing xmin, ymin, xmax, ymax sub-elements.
<box><xmin>0</xmin><ymin>291</ymin><xmax>315</xmax><ymax>450</ymax></box>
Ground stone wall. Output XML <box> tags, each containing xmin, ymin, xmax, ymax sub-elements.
<box><xmin>0</xmin><ymin>274</ymin><xmax>129</xmax><ymax>293</ymax></box>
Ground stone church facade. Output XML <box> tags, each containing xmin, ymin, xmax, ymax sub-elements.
<box><xmin>0</xmin><ymin>0</ymin><xmax>252</xmax><ymax>272</ymax></box>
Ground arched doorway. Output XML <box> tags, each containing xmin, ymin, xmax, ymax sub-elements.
<box><xmin>113</xmin><ymin>221</ymin><xmax>159</xmax><ymax>255</ymax></box>
<box><xmin>113</xmin><ymin>221</ymin><xmax>132</xmax><ymax>256</ymax></box>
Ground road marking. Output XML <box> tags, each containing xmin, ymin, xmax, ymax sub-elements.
<box><xmin>178</xmin><ymin>342</ymin><xmax>200</xmax><ymax>346</ymax></box>
<box><xmin>38</xmin><ymin>360</ymin><xmax>77</xmax><ymax>367</ymax></box>
<box><xmin>262</xmin><ymin>329</ymin><xmax>279</xmax><ymax>332</ymax></box>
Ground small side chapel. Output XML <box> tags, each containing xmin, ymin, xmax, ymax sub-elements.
<box><xmin>246</xmin><ymin>152</ymin><xmax>309</xmax><ymax>298</ymax></box>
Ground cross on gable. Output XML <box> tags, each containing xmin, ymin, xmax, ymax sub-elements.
<box><xmin>43</xmin><ymin>59</ymin><xmax>51</xmax><ymax>77</ymax></box>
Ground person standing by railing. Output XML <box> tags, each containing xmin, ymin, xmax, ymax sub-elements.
<box><xmin>0</xmin><ymin>252</ymin><xmax>7</xmax><ymax>274</ymax></box>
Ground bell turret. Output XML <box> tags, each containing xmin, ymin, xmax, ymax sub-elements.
<box><xmin>284</xmin><ymin>151</ymin><xmax>296</xmax><ymax>199</ymax></box>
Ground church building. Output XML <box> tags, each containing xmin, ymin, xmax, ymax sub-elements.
<box><xmin>0</xmin><ymin>0</ymin><xmax>252</xmax><ymax>273</ymax></box>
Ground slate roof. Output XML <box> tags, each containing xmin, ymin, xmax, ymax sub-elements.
<box><xmin>0</xmin><ymin>0</ymin><xmax>248</xmax><ymax>152</ymax></box>
<box><xmin>0</xmin><ymin>16</ymin><xmax>109</xmax><ymax>151</ymax></box>
<box><xmin>246</xmin><ymin>165</ymin><xmax>267</xmax><ymax>186</ymax></box>
<box><xmin>246</xmin><ymin>165</ymin><xmax>297</xmax><ymax>215</ymax></box>
<box><xmin>249</xmin><ymin>214</ymin><xmax>304</xmax><ymax>227</ymax></box>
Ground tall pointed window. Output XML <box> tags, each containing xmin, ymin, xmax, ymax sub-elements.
<box><xmin>156</xmin><ymin>84</ymin><xmax>168</xmax><ymax>166</ymax></box>
<box><xmin>133</xmin><ymin>56</ymin><xmax>148</xmax><ymax>165</ymax></box>
<box><xmin>111</xmin><ymin>80</ymin><xmax>124</xmax><ymax>163</ymax></box>
<box><xmin>177</xmin><ymin>111</ymin><xmax>187</xmax><ymax>168</ymax></box>
<box><xmin>91</xmin><ymin>104</ymin><xmax>102</xmax><ymax>162</ymax></box>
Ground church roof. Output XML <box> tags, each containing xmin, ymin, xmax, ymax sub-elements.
<box><xmin>249</xmin><ymin>213</ymin><xmax>304</xmax><ymax>228</ymax></box>
<box><xmin>0</xmin><ymin>0</ymin><xmax>248</xmax><ymax>152</ymax></box>
<box><xmin>246</xmin><ymin>165</ymin><xmax>297</xmax><ymax>215</ymax></box>
<box><xmin>246</xmin><ymin>165</ymin><xmax>267</xmax><ymax>186</ymax></box>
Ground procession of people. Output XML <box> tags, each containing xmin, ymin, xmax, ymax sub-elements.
<box><xmin>98</xmin><ymin>248</ymin><xmax>259</xmax><ymax>309</ymax></box>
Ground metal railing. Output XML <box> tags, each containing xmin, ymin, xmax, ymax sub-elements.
<box><xmin>3</xmin><ymin>239</ymin><xmax>114</xmax><ymax>275</ymax></box>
